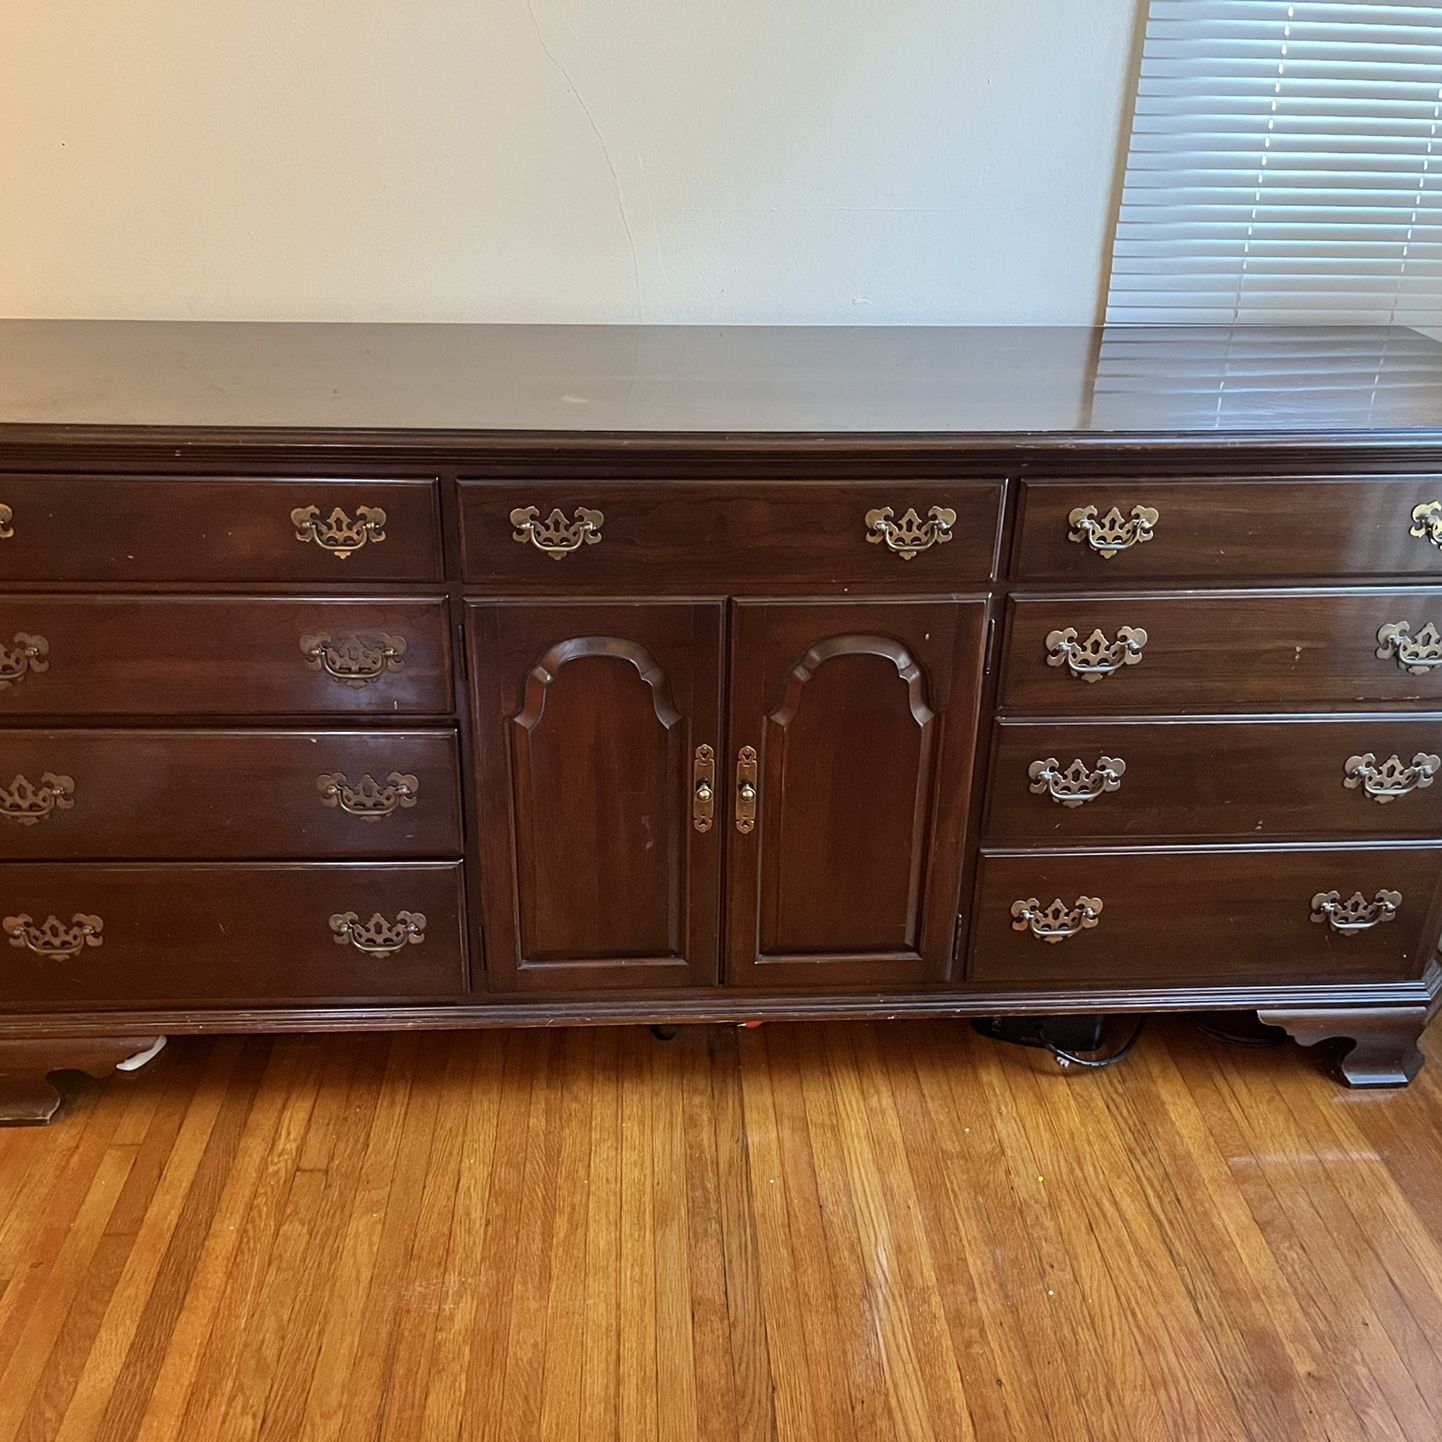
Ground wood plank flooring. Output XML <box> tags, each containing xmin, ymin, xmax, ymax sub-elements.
<box><xmin>0</xmin><ymin>1018</ymin><xmax>1440</xmax><ymax>1441</ymax></box>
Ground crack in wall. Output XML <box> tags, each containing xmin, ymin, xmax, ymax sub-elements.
<box><xmin>524</xmin><ymin>0</ymin><xmax>643</xmax><ymax>321</ymax></box>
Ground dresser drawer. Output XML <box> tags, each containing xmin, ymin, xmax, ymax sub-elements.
<box><xmin>971</xmin><ymin>845</ymin><xmax>1442</xmax><ymax>985</ymax></box>
<box><xmin>0</xmin><ymin>476</ymin><xmax>441</xmax><ymax>581</ymax></box>
<box><xmin>1001</xmin><ymin>588</ymin><xmax>1442</xmax><ymax>713</ymax></box>
<box><xmin>987</xmin><ymin>718</ymin><xmax>1442</xmax><ymax>841</ymax></box>
<box><xmin>457</xmin><ymin>478</ymin><xmax>1004</xmax><ymax>590</ymax></box>
<box><xmin>0</xmin><ymin>863</ymin><xmax>467</xmax><ymax>1006</ymax></box>
<box><xmin>1013</xmin><ymin>477</ymin><xmax>1442</xmax><ymax>581</ymax></box>
<box><xmin>0</xmin><ymin>729</ymin><xmax>461</xmax><ymax>859</ymax></box>
<box><xmin>0</xmin><ymin>596</ymin><xmax>451</xmax><ymax>717</ymax></box>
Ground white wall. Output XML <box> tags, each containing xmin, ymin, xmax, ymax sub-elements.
<box><xmin>0</xmin><ymin>1</ymin><xmax>1142</xmax><ymax>324</ymax></box>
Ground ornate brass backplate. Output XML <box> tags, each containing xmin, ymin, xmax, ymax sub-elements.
<box><xmin>1044</xmin><ymin>626</ymin><xmax>1148</xmax><ymax>682</ymax></box>
<box><xmin>3</xmin><ymin>912</ymin><xmax>103</xmax><ymax>960</ymax></box>
<box><xmin>692</xmin><ymin>744</ymin><xmax>716</xmax><ymax>833</ymax></box>
<box><xmin>1011</xmin><ymin>896</ymin><xmax>1103</xmax><ymax>943</ymax></box>
<box><xmin>864</xmin><ymin>505</ymin><xmax>957</xmax><ymax>560</ymax></box>
<box><xmin>735</xmin><ymin>746</ymin><xmax>758</xmax><ymax>834</ymax></box>
<box><xmin>1310</xmin><ymin>889</ymin><xmax>1401</xmax><ymax>934</ymax></box>
<box><xmin>300</xmin><ymin>632</ymin><xmax>407</xmax><ymax>686</ymax></box>
<box><xmin>1376</xmin><ymin>620</ymin><xmax>1442</xmax><ymax>675</ymax></box>
<box><xmin>329</xmin><ymin>910</ymin><xmax>427</xmax><ymax>956</ymax></box>
<box><xmin>510</xmin><ymin>506</ymin><xmax>604</xmax><ymax>558</ymax></box>
<box><xmin>1409</xmin><ymin>501</ymin><xmax>1442</xmax><ymax>551</ymax></box>
<box><xmin>316</xmin><ymin>771</ymin><xmax>418</xmax><ymax>821</ymax></box>
<box><xmin>1343</xmin><ymin>752</ymin><xmax>1440</xmax><ymax>804</ymax></box>
<box><xmin>0</xmin><ymin>772</ymin><xmax>75</xmax><ymax>826</ymax></box>
<box><xmin>0</xmin><ymin>633</ymin><xmax>48</xmax><ymax>690</ymax></box>
<box><xmin>1028</xmin><ymin>756</ymin><xmax>1126</xmax><ymax>807</ymax></box>
<box><xmin>1067</xmin><ymin>504</ymin><xmax>1159</xmax><ymax>558</ymax></box>
<box><xmin>291</xmin><ymin>504</ymin><xmax>387</xmax><ymax>557</ymax></box>
<box><xmin>0</xmin><ymin>504</ymin><xmax>13</xmax><ymax>540</ymax></box>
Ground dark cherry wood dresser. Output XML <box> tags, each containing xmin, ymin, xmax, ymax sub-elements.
<box><xmin>1</xmin><ymin>321</ymin><xmax>1440</xmax><ymax>1120</ymax></box>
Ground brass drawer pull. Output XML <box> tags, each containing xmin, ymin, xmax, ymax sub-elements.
<box><xmin>864</xmin><ymin>505</ymin><xmax>956</xmax><ymax>560</ymax></box>
<box><xmin>1343</xmin><ymin>752</ymin><xmax>1439</xmax><ymax>804</ymax></box>
<box><xmin>300</xmin><ymin>632</ymin><xmax>407</xmax><ymax>686</ymax></box>
<box><xmin>1409</xmin><ymin>501</ymin><xmax>1442</xmax><ymax>551</ymax></box>
<box><xmin>1045</xmin><ymin>626</ymin><xmax>1147</xmax><ymax>681</ymax></box>
<box><xmin>510</xmin><ymin>505</ymin><xmax>604</xmax><ymax>558</ymax></box>
<box><xmin>1068</xmin><ymin>504</ymin><xmax>1158</xmax><ymax>558</ymax></box>
<box><xmin>4</xmin><ymin>912</ymin><xmax>103</xmax><ymax>960</ymax></box>
<box><xmin>329</xmin><ymin>910</ymin><xmax>427</xmax><ymax>956</ymax></box>
<box><xmin>1310</xmin><ymin>889</ymin><xmax>1400</xmax><ymax>935</ymax></box>
<box><xmin>1028</xmin><ymin>756</ymin><xmax>1126</xmax><ymax>807</ymax></box>
<box><xmin>0</xmin><ymin>772</ymin><xmax>75</xmax><ymax>826</ymax></box>
<box><xmin>0</xmin><ymin>633</ymin><xmax>48</xmax><ymax>690</ymax></box>
<box><xmin>317</xmin><ymin>771</ymin><xmax>418</xmax><ymax>821</ymax></box>
<box><xmin>693</xmin><ymin>744</ymin><xmax>716</xmax><ymax>833</ymax></box>
<box><xmin>1377</xmin><ymin>621</ymin><xmax>1442</xmax><ymax>675</ymax></box>
<box><xmin>291</xmin><ymin>504</ymin><xmax>387</xmax><ymax>557</ymax></box>
<box><xmin>0</xmin><ymin>504</ymin><xmax>13</xmax><ymax>539</ymax></box>
<box><xmin>735</xmin><ymin>746</ymin><xmax>758</xmax><ymax>833</ymax></box>
<box><xmin>1011</xmin><ymin>896</ymin><xmax>1103</xmax><ymax>943</ymax></box>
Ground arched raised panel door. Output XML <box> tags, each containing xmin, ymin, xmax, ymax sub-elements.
<box><xmin>726</xmin><ymin>599</ymin><xmax>988</xmax><ymax>986</ymax></box>
<box><xmin>467</xmin><ymin>601</ymin><xmax>724</xmax><ymax>991</ymax></box>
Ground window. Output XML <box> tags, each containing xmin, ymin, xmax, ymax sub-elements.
<box><xmin>1107</xmin><ymin>1</ymin><xmax>1442</xmax><ymax>326</ymax></box>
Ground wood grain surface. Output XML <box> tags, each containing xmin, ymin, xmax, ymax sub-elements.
<box><xmin>1</xmin><ymin>1019</ymin><xmax>1440</xmax><ymax>1441</ymax></box>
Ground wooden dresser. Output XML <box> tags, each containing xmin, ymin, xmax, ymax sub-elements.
<box><xmin>1</xmin><ymin>321</ymin><xmax>1439</xmax><ymax>1120</ymax></box>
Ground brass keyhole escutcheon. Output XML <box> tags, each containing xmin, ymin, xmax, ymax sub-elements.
<box><xmin>735</xmin><ymin>747</ymin><xmax>759</xmax><ymax>833</ymax></box>
<box><xmin>692</xmin><ymin>744</ymin><xmax>716</xmax><ymax>833</ymax></box>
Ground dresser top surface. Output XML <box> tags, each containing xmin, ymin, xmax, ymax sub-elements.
<box><xmin>1</xmin><ymin>320</ymin><xmax>1440</xmax><ymax>440</ymax></box>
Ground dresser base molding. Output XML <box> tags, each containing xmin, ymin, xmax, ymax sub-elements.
<box><xmin>3</xmin><ymin>966</ymin><xmax>1436</xmax><ymax>1035</ymax></box>
<box><xmin>0</xmin><ymin>1035</ymin><xmax>167</xmax><ymax>1124</ymax></box>
<box><xmin>3</xmin><ymin>988</ymin><xmax>1435</xmax><ymax>1036</ymax></box>
<box><xmin>1257</xmin><ymin>1006</ymin><xmax>1433</xmax><ymax>1088</ymax></box>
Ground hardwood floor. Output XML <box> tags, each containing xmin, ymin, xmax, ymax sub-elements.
<box><xmin>0</xmin><ymin>1019</ymin><xmax>1440</xmax><ymax>1441</ymax></box>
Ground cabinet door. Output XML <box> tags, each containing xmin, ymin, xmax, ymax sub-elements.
<box><xmin>726</xmin><ymin>599</ymin><xmax>987</xmax><ymax>986</ymax></box>
<box><xmin>468</xmin><ymin>600</ymin><xmax>724</xmax><ymax>991</ymax></box>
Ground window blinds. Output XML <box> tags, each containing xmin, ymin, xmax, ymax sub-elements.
<box><xmin>1106</xmin><ymin>0</ymin><xmax>1442</xmax><ymax>325</ymax></box>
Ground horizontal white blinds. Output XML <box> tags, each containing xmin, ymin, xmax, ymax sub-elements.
<box><xmin>1106</xmin><ymin>0</ymin><xmax>1442</xmax><ymax>324</ymax></box>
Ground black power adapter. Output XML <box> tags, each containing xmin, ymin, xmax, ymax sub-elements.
<box><xmin>971</xmin><ymin>1014</ymin><xmax>1146</xmax><ymax>1069</ymax></box>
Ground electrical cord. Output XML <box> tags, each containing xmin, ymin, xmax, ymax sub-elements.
<box><xmin>1042</xmin><ymin>1017</ymin><xmax>1147</xmax><ymax>1069</ymax></box>
<box><xmin>1190</xmin><ymin>1015</ymin><xmax>1288</xmax><ymax>1049</ymax></box>
<box><xmin>977</xmin><ymin>1011</ymin><xmax>1281</xmax><ymax>1070</ymax></box>
<box><xmin>972</xmin><ymin>1015</ymin><xmax>1148</xmax><ymax>1070</ymax></box>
